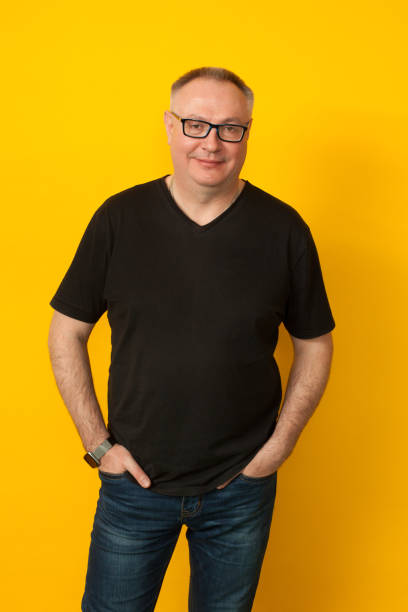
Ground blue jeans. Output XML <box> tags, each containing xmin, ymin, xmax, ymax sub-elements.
<box><xmin>81</xmin><ymin>468</ymin><xmax>278</xmax><ymax>612</ymax></box>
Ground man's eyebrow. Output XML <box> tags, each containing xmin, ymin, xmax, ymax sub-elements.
<box><xmin>187</xmin><ymin>114</ymin><xmax>248</xmax><ymax>124</ymax></box>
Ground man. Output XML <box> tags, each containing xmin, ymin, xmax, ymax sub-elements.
<box><xmin>48</xmin><ymin>66</ymin><xmax>335</xmax><ymax>612</ymax></box>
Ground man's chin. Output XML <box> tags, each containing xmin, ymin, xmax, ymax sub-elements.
<box><xmin>189</xmin><ymin>168</ymin><xmax>228</xmax><ymax>188</ymax></box>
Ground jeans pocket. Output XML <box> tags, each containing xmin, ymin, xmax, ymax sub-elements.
<box><xmin>98</xmin><ymin>469</ymin><xmax>128</xmax><ymax>480</ymax></box>
<box><xmin>237</xmin><ymin>472</ymin><xmax>276</xmax><ymax>483</ymax></box>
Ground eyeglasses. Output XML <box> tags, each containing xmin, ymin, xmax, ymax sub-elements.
<box><xmin>169</xmin><ymin>111</ymin><xmax>249</xmax><ymax>142</ymax></box>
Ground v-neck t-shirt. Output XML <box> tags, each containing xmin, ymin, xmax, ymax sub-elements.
<box><xmin>49</xmin><ymin>175</ymin><xmax>335</xmax><ymax>495</ymax></box>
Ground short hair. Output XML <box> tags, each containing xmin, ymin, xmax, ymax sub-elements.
<box><xmin>170</xmin><ymin>66</ymin><xmax>254</xmax><ymax>114</ymax></box>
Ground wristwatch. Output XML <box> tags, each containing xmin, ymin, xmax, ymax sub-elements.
<box><xmin>83</xmin><ymin>436</ymin><xmax>116</xmax><ymax>468</ymax></box>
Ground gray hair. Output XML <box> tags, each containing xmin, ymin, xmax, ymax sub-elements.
<box><xmin>170</xmin><ymin>66</ymin><xmax>254</xmax><ymax>114</ymax></box>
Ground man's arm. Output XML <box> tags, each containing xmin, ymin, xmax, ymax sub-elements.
<box><xmin>47</xmin><ymin>311</ymin><xmax>151</xmax><ymax>486</ymax></box>
<box><xmin>245</xmin><ymin>331</ymin><xmax>334</xmax><ymax>476</ymax></box>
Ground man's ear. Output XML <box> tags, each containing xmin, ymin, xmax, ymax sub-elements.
<box><xmin>245</xmin><ymin>117</ymin><xmax>253</xmax><ymax>140</ymax></box>
<box><xmin>164</xmin><ymin>110</ymin><xmax>174</xmax><ymax>145</ymax></box>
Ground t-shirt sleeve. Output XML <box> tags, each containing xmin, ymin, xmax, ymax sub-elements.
<box><xmin>49</xmin><ymin>201</ymin><xmax>112</xmax><ymax>324</ymax></box>
<box><xmin>282</xmin><ymin>224</ymin><xmax>335</xmax><ymax>339</ymax></box>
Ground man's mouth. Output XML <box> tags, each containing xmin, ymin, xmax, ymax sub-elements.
<box><xmin>193</xmin><ymin>158</ymin><xmax>224</xmax><ymax>165</ymax></box>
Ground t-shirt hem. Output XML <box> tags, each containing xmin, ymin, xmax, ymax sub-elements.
<box><xmin>123</xmin><ymin>446</ymin><xmax>267</xmax><ymax>496</ymax></box>
<box><xmin>285</xmin><ymin>321</ymin><xmax>335</xmax><ymax>339</ymax></box>
<box><xmin>49</xmin><ymin>296</ymin><xmax>99</xmax><ymax>324</ymax></box>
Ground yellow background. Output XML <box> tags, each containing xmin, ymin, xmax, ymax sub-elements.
<box><xmin>2</xmin><ymin>1</ymin><xmax>407</xmax><ymax>610</ymax></box>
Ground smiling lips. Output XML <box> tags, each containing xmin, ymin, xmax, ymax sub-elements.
<box><xmin>194</xmin><ymin>158</ymin><xmax>224</xmax><ymax>166</ymax></box>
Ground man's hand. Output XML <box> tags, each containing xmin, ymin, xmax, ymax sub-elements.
<box><xmin>99</xmin><ymin>443</ymin><xmax>151</xmax><ymax>488</ymax></box>
<box><xmin>216</xmin><ymin>442</ymin><xmax>288</xmax><ymax>489</ymax></box>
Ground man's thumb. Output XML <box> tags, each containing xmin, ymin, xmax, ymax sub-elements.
<box><xmin>129</xmin><ymin>461</ymin><xmax>151</xmax><ymax>488</ymax></box>
<box><xmin>139</xmin><ymin>474</ymin><xmax>151</xmax><ymax>488</ymax></box>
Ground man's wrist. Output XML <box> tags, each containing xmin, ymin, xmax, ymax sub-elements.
<box><xmin>83</xmin><ymin>435</ymin><xmax>117</xmax><ymax>467</ymax></box>
<box><xmin>258</xmin><ymin>427</ymin><xmax>295</xmax><ymax>462</ymax></box>
<box><xmin>85</xmin><ymin>433</ymin><xmax>112</xmax><ymax>454</ymax></box>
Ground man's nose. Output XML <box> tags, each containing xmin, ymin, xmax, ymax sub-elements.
<box><xmin>201</xmin><ymin>126</ymin><xmax>221</xmax><ymax>150</ymax></box>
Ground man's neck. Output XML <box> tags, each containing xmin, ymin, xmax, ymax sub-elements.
<box><xmin>165</xmin><ymin>174</ymin><xmax>244</xmax><ymax>226</ymax></box>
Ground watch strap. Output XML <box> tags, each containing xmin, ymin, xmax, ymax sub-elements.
<box><xmin>83</xmin><ymin>435</ymin><xmax>116</xmax><ymax>467</ymax></box>
<box><xmin>92</xmin><ymin>436</ymin><xmax>115</xmax><ymax>461</ymax></box>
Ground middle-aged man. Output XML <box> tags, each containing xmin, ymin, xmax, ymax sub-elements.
<box><xmin>48</xmin><ymin>66</ymin><xmax>335</xmax><ymax>612</ymax></box>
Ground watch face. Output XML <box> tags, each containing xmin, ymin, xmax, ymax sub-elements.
<box><xmin>84</xmin><ymin>453</ymin><xmax>99</xmax><ymax>468</ymax></box>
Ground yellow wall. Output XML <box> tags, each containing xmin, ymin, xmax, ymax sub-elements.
<box><xmin>2</xmin><ymin>1</ymin><xmax>406</xmax><ymax>610</ymax></box>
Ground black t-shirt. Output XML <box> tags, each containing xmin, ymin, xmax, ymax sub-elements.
<box><xmin>50</xmin><ymin>176</ymin><xmax>335</xmax><ymax>496</ymax></box>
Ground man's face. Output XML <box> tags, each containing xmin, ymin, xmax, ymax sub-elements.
<box><xmin>164</xmin><ymin>78</ymin><xmax>252</xmax><ymax>190</ymax></box>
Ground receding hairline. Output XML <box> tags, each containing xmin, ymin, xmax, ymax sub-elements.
<box><xmin>170</xmin><ymin>67</ymin><xmax>254</xmax><ymax>114</ymax></box>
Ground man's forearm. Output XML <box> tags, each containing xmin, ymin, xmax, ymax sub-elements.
<box><xmin>259</xmin><ymin>334</ymin><xmax>334</xmax><ymax>463</ymax></box>
<box><xmin>48</xmin><ymin>334</ymin><xmax>110</xmax><ymax>452</ymax></box>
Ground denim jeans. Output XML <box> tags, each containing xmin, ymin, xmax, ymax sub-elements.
<box><xmin>81</xmin><ymin>468</ymin><xmax>278</xmax><ymax>612</ymax></box>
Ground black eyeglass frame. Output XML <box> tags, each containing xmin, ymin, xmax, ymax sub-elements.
<box><xmin>169</xmin><ymin>111</ymin><xmax>250</xmax><ymax>143</ymax></box>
